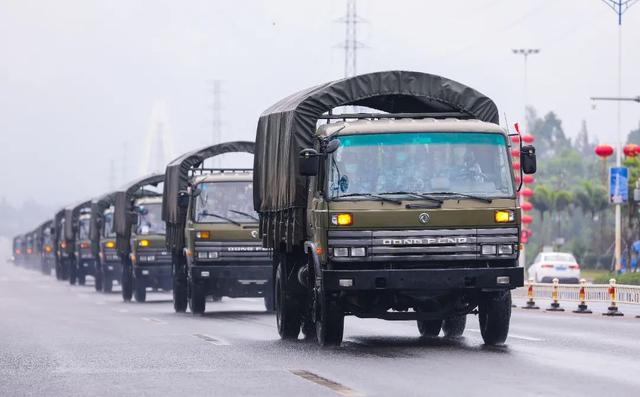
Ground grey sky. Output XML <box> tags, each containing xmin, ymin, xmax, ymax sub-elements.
<box><xmin>1</xmin><ymin>0</ymin><xmax>639</xmax><ymax>207</ymax></box>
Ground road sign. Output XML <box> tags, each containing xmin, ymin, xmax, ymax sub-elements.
<box><xmin>610</xmin><ymin>167</ymin><xmax>628</xmax><ymax>204</ymax></box>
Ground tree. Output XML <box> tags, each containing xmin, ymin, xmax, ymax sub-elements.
<box><xmin>626</xmin><ymin>122</ymin><xmax>640</xmax><ymax>145</ymax></box>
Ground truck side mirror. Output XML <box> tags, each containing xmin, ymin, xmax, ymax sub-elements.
<box><xmin>299</xmin><ymin>148</ymin><xmax>320</xmax><ymax>176</ymax></box>
<box><xmin>178</xmin><ymin>191</ymin><xmax>190</xmax><ymax>208</ymax></box>
<box><xmin>521</xmin><ymin>145</ymin><xmax>537</xmax><ymax>175</ymax></box>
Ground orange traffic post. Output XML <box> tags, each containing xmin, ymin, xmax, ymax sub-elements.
<box><xmin>572</xmin><ymin>279</ymin><xmax>592</xmax><ymax>314</ymax></box>
<box><xmin>603</xmin><ymin>278</ymin><xmax>624</xmax><ymax>317</ymax></box>
<box><xmin>546</xmin><ymin>278</ymin><xmax>565</xmax><ymax>312</ymax></box>
<box><xmin>522</xmin><ymin>278</ymin><xmax>539</xmax><ymax>309</ymax></box>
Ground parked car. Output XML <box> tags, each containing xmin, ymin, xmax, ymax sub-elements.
<box><xmin>528</xmin><ymin>252</ymin><xmax>580</xmax><ymax>284</ymax></box>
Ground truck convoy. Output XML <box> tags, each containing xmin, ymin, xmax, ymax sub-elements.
<box><xmin>92</xmin><ymin>192</ymin><xmax>120</xmax><ymax>293</ymax></box>
<box><xmin>72</xmin><ymin>201</ymin><xmax>100</xmax><ymax>288</ymax></box>
<box><xmin>253</xmin><ymin>70</ymin><xmax>536</xmax><ymax>346</ymax></box>
<box><xmin>163</xmin><ymin>142</ymin><xmax>273</xmax><ymax>314</ymax></box>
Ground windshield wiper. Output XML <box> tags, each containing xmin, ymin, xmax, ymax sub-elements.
<box><xmin>198</xmin><ymin>211</ymin><xmax>242</xmax><ymax>226</ymax></box>
<box><xmin>378</xmin><ymin>191</ymin><xmax>443</xmax><ymax>204</ymax></box>
<box><xmin>228</xmin><ymin>209</ymin><xmax>259</xmax><ymax>221</ymax></box>
<box><xmin>334</xmin><ymin>193</ymin><xmax>403</xmax><ymax>205</ymax></box>
<box><xmin>428</xmin><ymin>192</ymin><xmax>493</xmax><ymax>203</ymax></box>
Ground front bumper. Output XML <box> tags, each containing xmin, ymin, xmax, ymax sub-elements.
<box><xmin>322</xmin><ymin>266</ymin><xmax>524</xmax><ymax>292</ymax></box>
<box><xmin>191</xmin><ymin>264</ymin><xmax>271</xmax><ymax>282</ymax></box>
<box><xmin>134</xmin><ymin>263</ymin><xmax>172</xmax><ymax>279</ymax></box>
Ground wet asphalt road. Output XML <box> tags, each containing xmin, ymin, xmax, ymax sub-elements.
<box><xmin>1</xmin><ymin>262</ymin><xmax>640</xmax><ymax>397</ymax></box>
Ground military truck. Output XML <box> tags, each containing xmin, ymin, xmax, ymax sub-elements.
<box><xmin>162</xmin><ymin>142</ymin><xmax>272</xmax><ymax>314</ymax></box>
<box><xmin>113</xmin><ymin>174</ymin><xmax>170</xmax><ymax>302</ymax></box>
<box><xmin>71</xmin><ymin>201</ymin><xmax>101</xmax><ymax>289</ymax></box>
<box><xmin>11</xmin><ymin>235</ymin><xmax>25</xmax><ymax>266</ymax></box>
<box><xmin>254</xmin><ymin>70</ymin><xmax>536</xmax><ymax>346</ymax></box>
<box><xmin>54</xmin><ymin>207</ymin><xmax>74</xmax><ymax>281</ymax></box>
<box><xmin>24</xmin><ymin>231</ymin><xmax>37</xmax><ymax>269</ymax></box>
<box><xmin>36</xmin><ymin>219</ymin><xmax>55</xmax><ymax>275</ymax></box>
<box><xmin>92</xmin><ymin>193</ymin><xmax>120</xmax><ymax>293</ymax></box>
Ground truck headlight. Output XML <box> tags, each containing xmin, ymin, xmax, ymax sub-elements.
<box><xmin>494</xmin><ymin>210</ymin><xmax>514</xmax><ymax>223</ymax></box>
<box><xmin>351</xmin><ymin>247</ymin><xmax>366</xmax><ymax>257</ymax></box>
<box><xmin>333</xmin><ymin>247</ymin><xmax>349</xmax><ymax>257</ymax></box>
<box><xmin>197</xmin><ymin>252</ymin><xmax>208</xmax><ymax>259</ymax></box>
<box><xmin>481</xmin><ymin>245</ymin><xmax>497</xmax><ymax>255</ymax></box>
<box><xmin>208</xmin><ymin>252</ymin><xmax>219</xmax><ymax>259</ymax></box>
<box><xmin>331</xmin><ymin>213</ymin><xmax>353</xmax><ymax>226</ymax></box>
<box><xmin>498</xmin><ymin>245</ymin><xmax>513</xmax><ymax>255</ymax></box>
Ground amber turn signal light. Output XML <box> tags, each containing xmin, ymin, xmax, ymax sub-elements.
<box><xmin>331</xmin><ymin>213</ymin><xmax>353</xmax><ymax>226</ymax></box>
<box><xmin>196</xmin><ymin>231</ymin><xmax>210</xmax><ymax>239</ymax></box>
<box><xmin>139</xmin><ymin>239</ymin><xmax>150</xmax><ymax>247</ymax></box>
<box><xmin>494</xmin><ymin>210</ymin><xmax>514</xmax><ymax>223</ymax></box>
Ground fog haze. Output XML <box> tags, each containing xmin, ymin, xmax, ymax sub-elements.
<box><xmin>1</xmin><ymin>0</ymin><xmax>639</xmax><ymax>209</ymax></box>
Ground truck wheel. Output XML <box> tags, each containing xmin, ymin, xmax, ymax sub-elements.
<box><xmin>264</xmin><ymin>288</ymin><xmax>275</xmax><ymax>312</ymax></box>
<box><xmin>78</xmin><ymin>267</ymin><xmax>86</xmax><ymax>286</ymax></box>
<box><xmin>172</xmin><ymin>259</ymin><xmax>188</xmax><ymax>313</ymax></box>
<box><xmin>102</xmin><ymin>274</ymin><xmax>113</xmax><ymax>293</ymax></box>
<box><xmin>94</xmin><ymin>266</ymin><xmax>103</xmax><ymax>292</ymax></box>
<box><xmin>134</xmin><ymin>277</ymin><xmax>146</xmax><ymax>303</ymax></box>
<box><xmin>189</xmin><ymin>282</ymin><xmax>206</xmax><ymax>315</ymax></box>
<box><xmin>121</xmin><ymin>262</ymin><xmax>133</xmax><ymax>302</ymax></box>
<box><xmin>442</xmin><ymin>315</ymin><xmax>466</xmax><ymax>338</ymax></box>
<box><xmin>211</xmin><ymin>296</ymin><xmax>222</xmax><ymax>302</ymax></box>
<box><xmin>315</xmin><ymin>291</ymin><xmax>344</xmax><ymax>347</ymax></box>
<box><xmin>417</xmin><ymin>319</ymin><xmax>442</xmax><ymax>337</ymax></box>
<box><xmin>478</xmin><ymin>291</ymin><xmax>511</xmax><ymax>346</ymax></box>
<box><xmin>275</xmin><ymin>262</ymin><xmax>302</xmax><ymax>339</ymax></box>
<box><xmin>69</xmin><ymin>262</ymin><xmax>77</xmax><ymax>285</ymax></box>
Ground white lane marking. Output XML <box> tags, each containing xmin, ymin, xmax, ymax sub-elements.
<box><xmin>193</xmin><ymin>333</ymin><xmax>230</xmax><ymax>346</ymax></box>
<box><xmin>142</xmin><ymin>317</ymin><xmax>167</xmax><ymax>325</ymax></box>
<box><xmin>290</xmin><ymin>369</ymin><xmax>362</xmax><ymax>397</ymax></box>
<box><xmin>467</xmin><ymin>328</ymin><xmax>544</xmax><ymax>342</ymax></box>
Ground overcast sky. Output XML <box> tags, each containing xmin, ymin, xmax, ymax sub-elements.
<box><xmin>1</xmin><ymin>0</ymin><xmax>640</xmax><ymax>207</ymax></box>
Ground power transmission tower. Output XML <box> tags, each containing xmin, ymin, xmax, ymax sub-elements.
<box><xmin>211</xmin><ymin>80</ymin><xmax>223</xmax><ymax>167</ymax></box>
<box><xmin>335</xmin><ymin>0</ymin><xmax>366</xmax><ymax>78</ymax></box>
<box><xmin>140</xmin><ymin>98</ymin><xmax>175</xmax><ymax>175</ymax></box>
<box><xmin>597</xmin><ymin>0</ymin><xmax>639</xmax><ymax>272</ymax></box>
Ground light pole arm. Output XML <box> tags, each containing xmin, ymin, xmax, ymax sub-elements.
<box><xmin>591</xmin><ymin>96</ymin><xmax>640</xmax><ymax>103</ymax></box>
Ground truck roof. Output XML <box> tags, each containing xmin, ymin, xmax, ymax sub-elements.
<box><xmin>192</xmin><ymin>172</ymin><xmax>253</xmax><ymax>185</ymax></box>
<box><xmin>316</xmin><ymin>118</ymin><xmax>506</xmax><ymax>138</ymax></box>
<box><xmin>134</xmin><ymin>196</ymin><xmax>163</xmax><ymax>206</ymax></box>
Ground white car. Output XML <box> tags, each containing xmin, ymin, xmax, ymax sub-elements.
<box><xmin>528</xmin><ymin>252</ymin><xmax>580</xmax><ymax>284</ymax></box>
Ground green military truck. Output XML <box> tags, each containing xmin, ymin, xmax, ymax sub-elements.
<box><xmin>24</xmin><ymin>231</ymin><xmax>37</xmax><ymax>269</ymax></box>
<box><xmin>11</xmin><ymin>235</ymin><xmax>25</xmax><ymax>266</ymax></box>
<box><xmin>71</xmin><ymin>201</ymin><xmax>101</xmax><ymax>288</ymax></box>
<box><xmin>54</xmin><ymin>207</ymin><xmax>75</xmax><ymax>281</ymax></box>
<box><xmin>114</xmin><ymin>174</ymin><xmax>170</xmax><ymax>302</ymax></box>
<box><xmin>91</xmin><ymin>192</ymin><xmax>120</xmax><ymax>293</ymax></box>
<box><xmin>162</xmin><ymin>142</ymin><xmax>272</xmax><ymax>314</ymax></box>
<box><xmin>36</xmin><ymin>220</ymin><xmax>55</xmax><ymax>275</ymax></box>
<box><xmin>254</xmin><ymin>70</ymin><xmax>536</xmax><ymax>346</ymax></box>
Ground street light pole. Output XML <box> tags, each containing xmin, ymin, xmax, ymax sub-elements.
<box><xmin>597</xmin><ymin>0</ymin><xmax>639</xmax><ymax>272</ymax></box>
<box><xmin>512</xmin><ymin>48</ymin><xmax>539</xmax><ymax>269</ymax></box>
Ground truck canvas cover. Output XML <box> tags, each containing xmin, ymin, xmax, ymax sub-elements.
<box><xmin>253</xmin><ymin>70</ymin><xmax>499</xmax><ymax>248</ymax></box>
<box><xmin>162</xmin><ymin>141</ymin><xmax>255</xmax><ymax>252</ymax></box>
<box><xmin>114</xmin><ymin>174</ymin><xmax>164</xmax><ymax>256</ymax></box>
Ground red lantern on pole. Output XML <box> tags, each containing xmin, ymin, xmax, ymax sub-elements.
<box><xmin>595</xmin><ymin>144</ymin><xmax>614</xmax><ymax>158</ymax></box>
<box><xmin>511</xmin><ymin>136</ymin><xmax>521</xmax><ymax>144</ymax></box>
<box><xmin>523</xmin><ymin>175</ymin><xmax>535</xmax><ymax>184</ymax></box>
<box><xmin>623</xmin><ymin>143</ymin><xmax>639</xmax><ymax>157</ymax></box>
<box><xmin>522</xmin><ymin>215</ymin><xmax>533</xmax><ymax>224</ymax></box>
<box><xmin>521</xmin><ymin>230</ymin><xmax>529</xmax><ymax>244</ymax></box>
<box><xmin>521</xmin><ymin>187</ymin><xmax>534</xmax><ymax>198</ymax></box>
<box><xmin>522</xmin><ymin>135</ymin><xmax>535</xmax><ymax>144</ymax></box>
<box><xmin>521</xmin><ymin>202</ymin><xmax>533</xmax><ymax>211</ymax></box>
<box><xmin>511</xmin><ymin>148</ymin><xmax>521</xmax><ymax>157</ymax></box>
<box><xmin>513</xmin><ymin>162</ymin><xmax>521</xmax><ymax>171</ymax></box>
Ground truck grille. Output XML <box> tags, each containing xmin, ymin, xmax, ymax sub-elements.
<box><xmin>137</xmin><ymin>248</ymin><xmax>172</xmax><ymax>264</ymax></box>
<box><xmin>328</xmin><ymin>228</ymin><xmax>518</xmax><ymax>263</ymax></box>
<box><xmin>194</xmin><ymin>241</ymin><xmax>271</xmax><ymax>262</ymax></box>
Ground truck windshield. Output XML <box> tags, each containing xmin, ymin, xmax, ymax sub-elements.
<box><xmin>194</xmin><ymin>181</ymin><xmax>258</xmax><ymax>224</ymax></box>
<box><xmin>78</xmin><ymin>218</ymin><xmax>90</xmax><ymax>240</ymax></box>
<box><xmin>103</xmin><ymin>211</ymin><xmax>116</xmax><ymax>238</ymax></box>
<box><xmin>136</xmin><ymin>203</ymin><xmax>166</xmax><ymax>235</ymax></box>
<box><xmin>328</xmin><ymin>132</ymin><xmax>514</xmax><ymax>200</ymax></box>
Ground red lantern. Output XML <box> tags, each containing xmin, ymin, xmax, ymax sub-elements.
<box><xmin>511</xmin><ymin>149</ymin><xmax>521</xmax><ymax>157</ymax></box>
<box><xmin>511</xmin><ymin>136</ymin><xmax>521</xmax><ymax>144</ymax></box>
<box><xmin>595</xmin><ymin>144</ymin><xmax>614</xmax><ymax>158</ymax></box>
<box><xmin>521</xmin><ymin>187</ymin><xmax>534</xmax><ymax>198</ymax></box>
<box><xmin>522</xmin><ymin>135</ymin><xmax>535</xmax><ymax>144</ymax></box>
<box><xmin>515</xmin><ymin>175</ymin><xmax>521</xmax><ymax>184</ymax></box>
<box><xmin>521</xmin><ymin>230</ymin><xmax>529</xmax><ymax>244</ymax></box>
<box><xmin>624</xmin><ymin>143</ymin><xmax>639</xmax><ymax>157</ymax></box>
<box><xmin>523</xmin><ymin>175</ymin><xmax>535</xmax><ymax>184</ymax></box>
<box><xmin>521</xmin><ymin>202</ymin><xmax>533</xmax><ymax>211</ymax></box>
<box><xmin>512</xmin><ymin>162</ymin><xmax>521</xmax><ymax>170</ymax></box>
<box><xmin>522</xmin><ymin>215</ymin><xmax>533</xmax><ymax>224</ymax></box>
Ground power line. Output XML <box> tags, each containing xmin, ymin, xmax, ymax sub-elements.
<box><xmin>335</xmin><ymin>0</ymin><xmax>366</xmax><ymax>78</ymax></box>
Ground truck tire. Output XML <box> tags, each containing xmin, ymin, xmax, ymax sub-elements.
<box><xmin>442</xmin><ymin>315</ymin><xmax>466</xmax><ymax>338</ymax></box>
<box><xmin>189</xmin><ymin>282</ymin><xmax>206</xmax><ymax>315</ymax></box>
<box><xmin>69</xmin><ymin>261</ymin><xmax>77</xmax><ymax>285</ymax></box>
<box><xmin>102</xmin><ymin>274</ymin><xmax>113</xmax><ymax>293</ymax></box>
<box><xmin>134</xmin><ymin>277</ymin><xmax>146</xmax><ymax>303</ymax></box>
<box><xmin>172</xmin><ymin>258</ymin><xmax>188</xmax><ymax>313</ymax></box>
<box><xmin>417</xmin><ymin>319</ymin><xmax>442</xmax><ymax>337</ymax></box>
<box><xmin>78</xmin><ymin>266</ymin><xmax>86</xmax><ymax>286</ymax></box>
<box><xmin>478</xmin><ymin>291</ymin><xmax>511</xmax><ymax>346</ymax></box>
<box><xmin>121</xmin><ymin>262</ymin><xmax>133</xmax><ymax>302</ymax></box>
<box><xmin>275</xmin><ymin>262</ymin><xmax>302</xmax><ymax>339</ymax></box>
<box><xmin>264</xmin><ymin>288</ymin><xmax>275</xmax><ymax>312</ymax></box>
<box><xmin>94</xmin><ymin>266</ymin><xmax>103</xmax><ymax>292</ymax></box>
<box><xmin>315</xmin><ymin>291</ymin><xmax>344</xmax><ymax>347</ymax></box>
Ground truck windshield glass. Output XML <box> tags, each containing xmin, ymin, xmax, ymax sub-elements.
<box><xmin>328</xmin><ymin>132</ymin><xmax>514</xmax><ymax>199</ymax></box>
<box><xmin>103</xmin><ymin>211</ymin><xmax>116</xmax><ymax>238</ymax></box>
<box><xmin>136</xmin><ymin>203</ymin><xmax>166</xmax><ymax>235</ymax></box>
<box><xmin>78</xmin><ymin>218</ymin><xmax>90</xmax><ymax>240</ymax></box>
<box><xmin>194</xmin><ymin>181</ymin><xmax>257</xmax><ymax>223</ymax></box>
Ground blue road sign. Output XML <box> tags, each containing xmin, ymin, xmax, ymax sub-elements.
<box><xmin>610</xmin><ymin>167</ymin><xmax>628</xmax><ymax>204</ymax></box>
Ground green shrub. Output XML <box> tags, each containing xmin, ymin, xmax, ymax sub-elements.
<box><xmin>593</xmin><ymin>272</ymin><xmax>640</xmax><ymax>285</ymax></box>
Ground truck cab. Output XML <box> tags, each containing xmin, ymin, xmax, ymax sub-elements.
<box><xmin>98</xmin><ymin>205</ymin><xmax>120</xmax><ymax>293</ymax></box>
<box><xmin>73</xmin><ymin>208</ymin><xmax>100</xmax><ymax>288</ymax></box>
<box><xmin>12</xmin><ymin>235</ymin><xmax>25</xmax><ymax>266</ymax></box>
<box><xmin>39</xmin><ymin>220</ymin><xmax>55</xmax><ymax>275</ymax></box>
<box><xmin>129</xmin><ymin>195</ymin><xmax>172</xmax><ymax>302</ymax></box>
<box><xmin>184</xmin><ymin>171</ymin><xmax>272</xmax><ymax>314</ymax></box>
